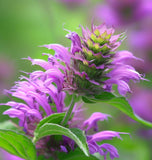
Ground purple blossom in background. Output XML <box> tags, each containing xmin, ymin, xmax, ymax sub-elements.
<box><xmin>128</xmin><ymin>22</ymin><xmax>152</xmax><ymax>72</ymax></box>
<box><xmin>43</xmin><ymin>24</ymin><xmax>143</xmax><ymax>96</ymax></box>
<box><xmin>94</xmin><ymin>0</ymin><xmax>152</xmax><ymax>27</ymax></box>
<box><xmin>0</xmin><ymin>56</ymin><xmax>15</xmax><ymax>95</ymax></box>
<box><xmin>129</xmin><ymin>87</ymin><xmax>152</xmax><ymax>123</ymax></box>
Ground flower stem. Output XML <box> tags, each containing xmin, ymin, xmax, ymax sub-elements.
<box><xmin>61</xmin><ymin>95</ymin><xmax>75</xmax><ymax>126</ymax></box>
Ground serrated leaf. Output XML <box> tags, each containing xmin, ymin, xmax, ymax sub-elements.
<box><xmin>33</xmin><ymin>123</ymin><xmax>89</xmax><ymax>156</ymax></box>
<box><xmin>0</xmin><ymin>129</ymin><xmax>37</xmax><ymax>160</ymax></box>
<box><xmin>104</xmin><ymin>97</ymin><xmax>152</xmax><ymax>128</ymax></box>
<box><xmin>35</xmin><ymin>113</ymin><xmax>66</xmax><ymax>133</ymax></box>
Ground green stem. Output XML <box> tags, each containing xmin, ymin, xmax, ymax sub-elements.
<box><xmin>61</xmin><ymin>96</ymin><xmax>75</xmax><ymax>126</ymax></box>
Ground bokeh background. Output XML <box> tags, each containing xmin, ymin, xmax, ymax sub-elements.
<box><xmin>0</xmin><ymin>0</ymin><xmax>152</xmax><ymax>159</ymax></box>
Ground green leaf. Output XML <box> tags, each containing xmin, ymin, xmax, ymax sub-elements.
<box><xmin>0</xmin><ymin>121</ymin><xmax>17</xmax><ymax>130</ymax></box>
<box><xmin>94</xmin><ymin>92</ymin><xmax>115</xmax><ymax>101</ymax></box>
<box><xmin>82</xmin><ymin>96</ymin><xmax>95</xmax><ymax>103</ymax></box>
<box><xmin>35</xmin><ymin>112</ymin><xmax>66</xmax><ymax>133</ymax></box>
<box><xmin>57</xmin><ymin>148</ymin><xmax>99</xmax><ymax>160</ymax></box>
<box><xmin>0</xmin><ymin>129</ymin><xmax>37</xmax><ymax>160</ymax></box>
<box><xmin>82</xmin><ymin>93</ymin><xmax>152</xmax><ymax>127</ymax></box>
<box><xmin>104</xmin><ymin>97</ymin><xmax>152</xmax><ymax>128</ymax></box>
<box><xmin>82</xmin><ymin>92</ymin><xmax>115</xmax><ymax>103</ymax></box>
<box><xmin>38</xmin><ymin>155</ymin><xmax>54</xmax><ymax>160</ymax></box>
<box><xmin>69</xmin><ymin>128</ymin><xmax>88</xmax><ymax>154</ymax></box>
<box><xmin>33</xmin><ymin>123</ymin><xmax>89</xmax><ymax>156</ymax></box>
<box><xmin>0</xmin><ymin>121</ymin><xmax>25</xmax><ymax>134</ymax></box>
<box><xmin>38</xmin><ymin>148</ymin><xmax>99</xmax><ymax>160</ymax></box>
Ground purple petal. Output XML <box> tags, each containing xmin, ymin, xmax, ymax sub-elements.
<box><xmin>28</xmin><ymin>91</ymin><xmax>52</xmax><ymax>115</ymax></box>
<box><xmin>112</xmin><ymin>51</ymin><xmax>143</xmax><ymax>64</ymax></box>
<box><xmin>43</xmin><ymin>44</ymin><xmax>71</xmax><ymax>65</ymax></box>
<box><xmin>25</xmin><ymin>57</ymin><xmax>53</xmax><ymax>70</ymax></box>
<box><xmin>3</xmin><ymin>108</ymin><xmax>24</xmax><ymax>119</ymax></box>
<box><xmin>88</xmin><ymin>140</ymin><xmax>105</xmax><ymax>156</ymax></box>
<box><xmin>100</xmin><ymin>143</ymin><xmax>119</xmax><ymax>160</ymax></box>
<box><xmin>66</xmin><ymin>32</ymin><xmax>82</xmax><ymax>54</ymax></box>
<box><xmin>88</xmin><ymin>131</ymin><xmax>125</xmax><ymax>142</ymax></box>
<box><xmin>60</xmin><ymin>145</ymin><xmax>68</xmax><ymax>153</ymax></box>
<box><xmin>45</xmin><ymin>68</ymin><xmax>64</xmax><ymax>92</ymax></box>
<box><xmin>105</xmin><ymin>79</ymin><xmax>132</xmax><ymax>96</ymax></box>
<box><xmin>83</xmin><ymin>112</ymin><xmax>111</xmax><ymax>131</ymax></box>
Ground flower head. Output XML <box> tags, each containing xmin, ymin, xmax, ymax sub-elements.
<box><xmin>1</xmin><ymin>67</ymin><xmax>65</xmax><ymax>135</ymax></box>
<box><xmin>43</xmin><ymin>24</ymin><xmax>143</xmax><ymax>96</ymax></box>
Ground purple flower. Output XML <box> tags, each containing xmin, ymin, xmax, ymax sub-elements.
<box><xmin>100</xmin><ymin>144</ymin><xmax>119</xmax><ymax>160</ymax></box>
<box><xmin>1</xmin><ymin>67</ymin><xmax>126</xmax><ymax>159</ymax></box>
<box><xmin>129</xmin><ymin>87</ymin><xmax>152</xmax><ymax>123</ymax></box>
<box><xmin>0</xmin><ymin>64</ymin><xmax>69</xmax><ymax>157</ymax></box>
<box><xmin>67</xmin><ymin>110</ymin><xmax>126</xmax><ymax>159</ymax></box>
<box><xmin>0</xmin><ymin>56</ymin><xmax>15</xmax><ymax>95</ymax></box>
<box><xmin>1</xmin><ymin>67</ymin><xmax>65</xmax><ymax>135</ymax></box>
<box><xmin>128</xmin><ymin>23</ymin><xmax>152</xmax><ymax>73</ymax></box>
<box><xmin>43</xmin><ymin>24</ymin><xmax>143</xmax><ymax>96</ymax></box>
<box><xmin>0</xmin><ymin>24</ymin><xmax>130</xmax><ymax>159</ymax></box>
<box><xmin>94</xmin><ymin>0</ymin><xmax>152</xmax><ymax>27</ymax></box>
<box><xmin>87</xmin><ymin>130</ymin><xmax>126</xmax><ymax>160</ymax></box>
<box><xmin>80</xmin><ymin>112</ymin><xmax>127</xmax><ymax>159</ymax></box>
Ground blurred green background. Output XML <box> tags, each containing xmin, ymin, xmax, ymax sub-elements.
<box><xmin>0</xmin><ymin>0</ymin><xmax>151</xmax><ymax>159</ymax></box>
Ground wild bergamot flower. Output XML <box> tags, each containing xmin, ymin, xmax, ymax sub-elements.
<box><xmin>43</xmin><ymin>24</ymin><xmax>143</xmax><ymax>96</ymax></box>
